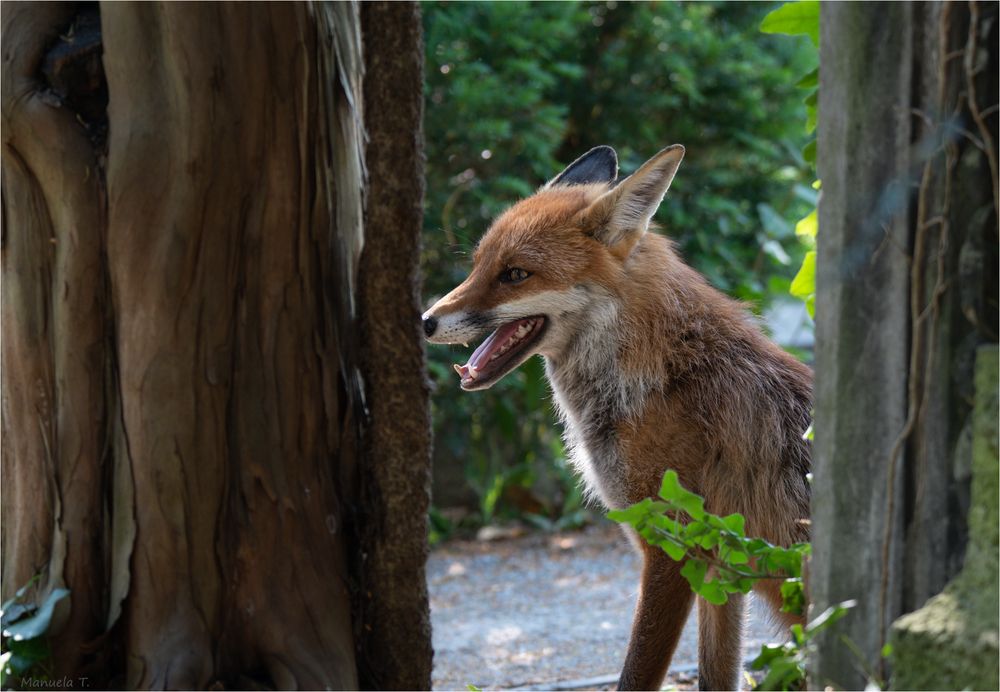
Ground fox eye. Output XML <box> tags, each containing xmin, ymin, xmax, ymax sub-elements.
<box><xmin>499</xmin><ymin>267</ymin><xmax>531</xmax><ymax>284</ymax></box>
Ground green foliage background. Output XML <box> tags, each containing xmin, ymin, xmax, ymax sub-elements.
<box><xmin>421</xmin><ymin>1</ymin><xmax>817</xmax><ymax>534</ymax></box>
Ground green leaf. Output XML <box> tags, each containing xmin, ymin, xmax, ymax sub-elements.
<box><xmin>481</xmin><ymin>473</ymin><xmax>504</xmax><ymax>522</ymax></box>
<box><xmin>881</xmin><ymin>643</ymin><xmax>894</xmax><ymax>658</ymax></box>
<box><xmin>804</xmin><ymin>91</ymin><xmax>818</xmax><ymax>134</ymax></box>
<box><xmin>761</xmin><ymin>546</ymin><xmax>805</xmax><ymax>577</ymax></box>
<box><xmin>658</xmin><ymin>471</ymin><xmax>705</xmax><ymax>520</ymax></box>
<box><xmin>793</xmin><ymin>182</ymin><xmax>819</xmax><ymax>206</ymax></box>
<box><xmin>522</xmin><ymin>512</ymin><xmax>554</xmax><ymax>532</ymax></box>
<box><xmin>795</xmin><ymin>209</ymin><xmax>817</xmax><ymax>238</ymax></box>
<box><xmin>680</xmin><ymin>559</ymin><xmax>708</xmax><ymax>590</ymax></box>
<box><xmin>699</xmin><ymin>579</ymin><xmax>728</xmax><ymax>605</ymax></box>
<box><xmin>726</xmin><ymin>549</ymin><xmax>750</xmax><ymax>565</ymax></box>
<box><xmin>790</xmin><ymin>251</ymin><xmax>816</xmax><ymax>317</ymax></box>
<box><xmin>755</xmin><ymin>656</ymin><xmax>805</xmax><ymax>691</ymax></box>
<box><xmin>0</xmin><ymin>651</ymin><xmax>10</xmax><ymax>689</ymax></box>
<box><xmin>660</xmin><ymin>539</ymin><xmax>688</xmax><ymax>562</ymax></box>
<box><xmin>694</xmin><ymin>531</ymin><xmax>720</xmax><ymax>550</ymax></box>
<box><xmin>647</xmin><ymin>511</ymin><xmax>680</xmax><ymax>536</ymax></box>
<box><xmin>7</xmin><ymin>637</ymin><xmax>50</xmax><ymax>670</ymax></box>
<box><xmin>795</xmin><ymin>67</ymin><xmax>818</xmax><ymax>89</ymax></box>
<box><xmin>790</xmin><ymin>623</ymin><xmax>805</xmax><ymax>646</ymax></box>
<box><xmin>751</xmin><ymin>643</ymin><xmax>791</xmax><ymax>669</ymax></box>
<box><xmin>745</xmin><ymin>538</ymin><xmax>771</xmax><ymax>553</ymax></box>
<box><xmin>607</xmin><ymin>498</ymin><xmax>655</xmax><ymax>526</ymax></box>
<box><xmin>757</xmin><ymin>203</ymin><xmax>793</xmax><ymax>239</ymax></box>
<box><xmin>761</xmin><ymin>240</ymin><xmax>791</xmax><ymax>266</ymax></box>
<box><xmin>721</xmin><ymin>513</ymin><xmax>746</xmax><ymax>535</ymax></box>
<box><xmin>657</xmin><ymin>470</ymin><xmax>683</xmax><ymax>500</ymax></box>
<box><xmin>760</xmin><ymin>1</ymin><xmax>820</xmax><ymax>46</ymax></box>
<box><xmin>780</xmin><ymin>579</ymin><xmax>806</xmax><ymax>616</ymax></box>
<box><xmin>805</xmin><ymin>600</ymin><xmax>856</xmax><ymax>635</ymax></box>
<box><xmin>802</xmin><ymin>139</ymin><xmax>817</xmax><ymax>166</ymax></box>
<box><xmin>2</xmin><ymin>588</ymin><xmax>68</xmax><ymax>641</ymax></box>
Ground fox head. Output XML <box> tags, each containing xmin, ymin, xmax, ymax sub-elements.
<box><xmin>423</xmin><ymin>144</ymin><xmax>684</xmax><ymax>390</ymax></box>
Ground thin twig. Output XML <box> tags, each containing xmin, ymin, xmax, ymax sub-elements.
<box><xmin>876</xmin><ymin>2</ymin><xmax>956</xmax><ymax>676</ymax></box>
<box><xmin>648</xmin><ymin>525</ymin><xmax>798</xmax><ymax>582</ymax></box>
<box><xmin>954</xmin><ymin>124</ymin><xmax>987</xmax><ymax>152</ymax></box>
<box><xmin>876</xmin><ymin>160</ymin><xmax>929</xmax><ymax>665</ymax></box>
<box><xmin>965</xmin><ymin>0</ymin><xmax>1000</xmax><ymax>217</ymax></box>
<box><xmin>441</xmin><ymin>178</ymin><xmax>474</xmax><ymax>247</ymax></box>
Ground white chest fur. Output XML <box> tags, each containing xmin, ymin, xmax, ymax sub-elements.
<box><xmin>543</xmin><ymin>301</ymin><xmax>649</xmax><ymax>510</ymax></box>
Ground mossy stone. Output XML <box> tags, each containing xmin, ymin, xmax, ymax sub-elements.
<box><xmin>890</xmin><ymin>345</ymin><xmax>999</xmax><ymax>690</ymax></box>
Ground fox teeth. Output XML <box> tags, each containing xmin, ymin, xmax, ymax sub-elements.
<box><xmin>490</xmin><ymin>322</ymin><xmax>534</xmax><ymax>362</ymax></box>
<box><xmin>463</xmin><ymin>342</ymin><xmax>469</xmax><ymax>348</ymax></box>
<box><xmin>453</xmin><ymin>364</ymin><xmax>463</xmax><ymax>375</ymax></box>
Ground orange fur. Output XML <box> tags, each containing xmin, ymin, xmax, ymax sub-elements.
<box><xmin>424</xmin><ymin>147</ymin><xmax>812</xmax><ymax>690</ymax></box>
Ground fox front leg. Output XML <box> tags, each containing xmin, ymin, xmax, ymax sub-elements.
<box><xmin>617</xmin><ymin>544</ymin><xmax>695</xmax><ymax>690</ymax></box>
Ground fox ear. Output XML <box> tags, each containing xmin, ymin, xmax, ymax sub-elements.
<box><xmin>545</xmin><ymin>145</ymin><xmax>618</xmax><ymax>188</ymax></box>
<box><xmin>583</xmin><ymin>145</ymin><xmax>684</xmax><ymax>247</ymax></box>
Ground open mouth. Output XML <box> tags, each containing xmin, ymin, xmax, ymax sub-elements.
<box><xmin>453</xmin><ymin>316</ymin><xmax>547</xmax><ymax>390</ymax></box>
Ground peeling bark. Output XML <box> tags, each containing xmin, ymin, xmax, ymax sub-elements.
<box><xmin>101</xmin><ymin>4</ymin><xmax>364</xmax><ymax>686</ymax></box>
<box><xmin>2</xmin><ymin>2</ymin><xmax>111</xmax><ymax>677</ymax></box>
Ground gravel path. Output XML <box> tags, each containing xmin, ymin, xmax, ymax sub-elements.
<box><xmin>429</xmin><ymin>522</ymin><xmax>784</xmax><ymax>690</ymax></box>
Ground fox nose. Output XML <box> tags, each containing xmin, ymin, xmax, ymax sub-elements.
<box><xmin>423</xmin><ymin>315</ymin><xmax>438</xmax><ymax>338</ymax></box>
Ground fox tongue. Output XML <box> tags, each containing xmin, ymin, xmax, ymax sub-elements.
<box><xmin>467</xmin><ymin>319</ymin><xmax>526</xmax><ymax>371</ymax></box>
<box><xmin>454</xmin><ymin>319</ymin><xmax>536</xmax><ymax>382</ymax></box>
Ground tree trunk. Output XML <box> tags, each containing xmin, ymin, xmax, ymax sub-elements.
<box><xmin>2</xmin><ymin>2</ymin><xmax>116</xmax><ymax>680</ymax></box>
<box><xmin>1</xmin><ymin>2</ymin><xmax>430</xmax><ymax>689</ymax></box>
<box><xmin>355</xmin><ymin>2</ymin><xmax>433</xmax><ymax>689</ymax></box>
<box><xmin>811</xmin><ymin>1</ymin><xmax>998</xmax><ymax>688</ymax></box>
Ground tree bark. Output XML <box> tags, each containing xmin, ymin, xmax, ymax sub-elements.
<box><xmin>101</xmin><ymin>3</ymin><xmax>364</xmax><ymax>687</ymax></box>
<box><xmin>356</xmin><ymin>3</ymin><xmax>433</xmax><ymax>690</ymax></box>
<box><xmin>1</xmin><ymin>2</ymin><xmax>112</xmax><ymax>678</ymax></box>
<box><xmin>811</xmin><ymin>5</ymin><xmax>914</xmax><ymax>687</ymax></box>
<box><xmin>2</xmin><ymin>2</ymin><xmax>430</xmax><ymax>688</ymax></box>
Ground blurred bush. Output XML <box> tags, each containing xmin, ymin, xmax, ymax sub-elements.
<box><xmin>421</xmin><ymin>1</ymin><xmax>817</xmax><ymax>537</ymax></box>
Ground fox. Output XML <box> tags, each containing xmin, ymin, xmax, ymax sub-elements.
<box><xmin>422</xmin><ymin>145</ymin><xmax>813</xmax><ymax>691</ymax></box>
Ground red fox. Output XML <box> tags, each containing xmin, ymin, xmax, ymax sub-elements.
<box><xmin>423</xmin><ymin>146</ymin><xmax>813</xmax><ymax>690</ymax></box>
